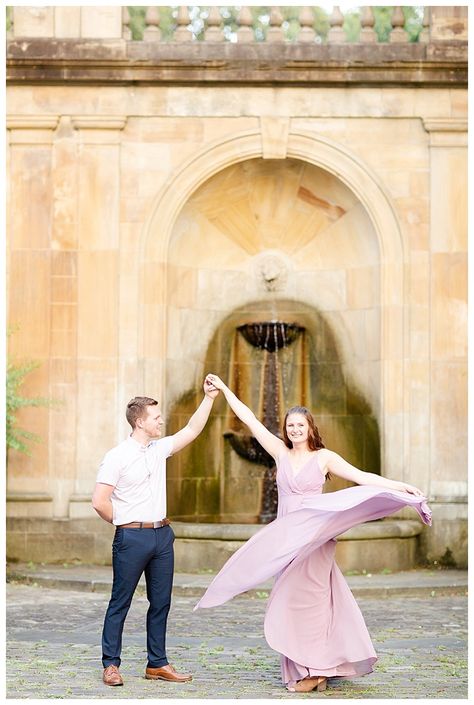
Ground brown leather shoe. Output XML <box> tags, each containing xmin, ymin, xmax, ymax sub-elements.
<box><xmin>103</xmin><ymin>664</ymin><xmax>123</xmax><ymax>686</ymax></box>
<box><xmin>145</xmin><ymin>664</ymin><xmax>192</xmax><ymax>682</ymax></box>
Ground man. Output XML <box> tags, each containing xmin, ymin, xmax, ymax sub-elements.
<box><xmin>92</xmin><ymin>378</ymin><xmax>218</xmax><ymax>686</ymax></box>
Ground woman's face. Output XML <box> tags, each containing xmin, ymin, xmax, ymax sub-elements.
<box><xmin>286</xmin><ymin>413</ymin><xmax>309</xmax><ymax>445</ymax></box>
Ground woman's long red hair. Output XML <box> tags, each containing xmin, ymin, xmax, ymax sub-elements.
<box><xmin>283</xmin><ymin>406</ymin><xmax>324</xmax><ymax>450</ymax></box>
<box><xmin>282</xmin><ymin>406</ymin><xmax>330</xmax><ymax>479</ymax></box>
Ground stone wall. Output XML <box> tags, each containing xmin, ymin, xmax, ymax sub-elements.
<box><xmin>6</xmin><ymin>6</ymin><xmax>467</xmax><ymax>567</ymax></box>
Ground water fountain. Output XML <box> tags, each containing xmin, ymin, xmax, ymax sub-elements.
<box><xmin>163</xmin><ymin>302</ymin><xmax>414</xmax><ymax>575</ymax></box>
<box><xmin>224</xmin><ymin>321</ymin><xmax>304</xmax><ymax>523</ymax></box>
<box><xmin>167</xmin><ymin>299</ymin><xmax>381</xmax><ymax>527</ymax></box>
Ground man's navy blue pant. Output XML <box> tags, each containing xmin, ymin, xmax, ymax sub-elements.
<box><xmin>102</xmin><ymin>525</ymin><xmax>174</xmax><ymax>668</ymax></box>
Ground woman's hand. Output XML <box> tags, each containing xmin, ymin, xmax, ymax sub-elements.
<box><xmin>205</xmin><ymin>374</ymin><xmax>226</xmax><ymax>391</ymax></box>
<box><xmin>205</xmin><ymin>373</ymin><xmax>285</xmax><ymax>460</ymax></box>
<box><xmin>396</xmin><ymin>482</ymin><xmax>425</xmax><ymax>497</ymax></box>
<box><xmin>203</xmin><ymin>377</ymin><xmax>219</xmax><ymax>399</ymax></box>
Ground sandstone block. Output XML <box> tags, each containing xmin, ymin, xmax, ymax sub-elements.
<box><xmin>80</xmin><ymin>6</ymin><xmax>123</xmax><ymax>39</ymax></box>
<box><xmin>13</xmin><ymin>7</ymin><xmax>54</xmax><ymax>38</ymax></box>
<box><xmin>431</xmin><ymin>252</ymin><xmax>467</xmax><ymax>359</ymax></box>
<box><xmin>430</xmin><ymin>148</ymin><xmax>467</xmax><ymax>253</ymax></box>
<box><xmin>77</xmin><ymin>251</ymin><xmax>118</xmax><ymax>357</ymax></box>
<box><xmin>54</xmin><ymin>7</ymin><xmax>81</xmax><ymax>38</ymax></box>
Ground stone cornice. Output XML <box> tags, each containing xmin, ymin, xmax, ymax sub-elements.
<box><xmin>70</xmin><ymin>115</ymin><xmax>127</xmax><ymax>144</ymax></box>
<box><xmin>423</xmin><ymin>118</ymin><xmax>468</xmax><ymax>147</ymax></box>
<box><xmin>70</xmin><ymin>116</ymin><xmax>127</xmax><ymax>130</ymax></box>
<box><xmin>7</xmin><ymin>115</ymin><xmax>59</xmax><ymax>130</ymax></box>
<box><xmin>7</xmin><ymin>492</ymin><xmax>53</xmax><ymax>502</ymax></box>
<box><xmin>7</xmin><ymin>115</ymin><xmax>60</xmax><ymax>144</ymax></box>
<box><xmin>423</xmin><ymin>118</ymin><xmax>468</xmax><ymax>132</ymax></box>
<box><xmin>6</xmin><ymin>39</ymin><xmax>468</xmax><ymax>87</ymax></box>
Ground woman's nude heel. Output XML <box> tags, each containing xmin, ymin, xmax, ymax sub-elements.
<box><xmin>291</xmin><ymin>676</ymin><xmax>327</xmax><ymax>693</ymax></box>
<box><xmin>316</xmin><ymin>677</ymin><xmax>327</xmax><ymax>692</ymax></box>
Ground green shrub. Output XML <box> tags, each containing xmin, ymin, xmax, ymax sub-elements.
<box><xmin>6</xmin><ymin>358</ymin><xmax>54</xmax><ymax>458</ymax></box>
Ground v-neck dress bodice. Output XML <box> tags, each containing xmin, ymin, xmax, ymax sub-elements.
<box><xmin>276</xmin><ymin>452</ymin><xmax>326</xmax><ymax>518</ymax></box>
<box><xmin>195</xmin><ymin>449</ymin><xmax>431</xmax><ymax>687</ymax></box>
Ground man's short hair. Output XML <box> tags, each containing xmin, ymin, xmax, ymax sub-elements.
<box><xmin>126</xmin><ymin>396</ymin><xmax>158</xmax><ymax>429</ymax></box>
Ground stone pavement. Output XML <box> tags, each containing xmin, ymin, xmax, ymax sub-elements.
<box><xmin>6</xmin><ymin>564</ymin><xmax>468</xmax><ymax>700</ymax></box>
<box><xmin>6</xmin><ymin>561</ymin><xmax>468</xmax><ymax>599</ymax></box>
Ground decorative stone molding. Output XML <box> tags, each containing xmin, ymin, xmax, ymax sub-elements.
<box><xmin>7</xmin><ymin>492</ymin><xmax>53</xmax><ymax>518</ymax></box>
<box><xmin>71</xmin><ymin>115</ymin><xmax>127</xmax><ymax>143</ymax></box>
<box><xmin>7</xmin><ymin>42</ymin><xmax>467</xmax><ymax>86</ymax></box>
<box><xmin>423</xmin><ymin>118</ymin><xmax>467</xmax><ymax>147</ymax></box>
<box><xmin>71</xmin><ymin>116</ymin><xmax>127</xmax><ymax>129</ymax></box>
<box><xmin>7</xmin><ymin>115</ymin><xmax>59</xmax><ymax>144</ymax></box>
<box><xmin>7</xmin><ymin>492</ymin><xmax>53</xmax><ymax>502</ymax></box>
<box><xmin>260</xmin><ymin>117</ymin><xmax>290</xmax><ymax>159</ymax></box>
<box><xmin>7</xmin><ymin>115</ymin><xmax>59</xmax><ymax>130</ymax></box>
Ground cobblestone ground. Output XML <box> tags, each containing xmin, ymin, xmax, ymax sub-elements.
<box><xmin>6</xmin><ymin>583</ymin><xmax>467</xmax><ymax>699</ymax></box>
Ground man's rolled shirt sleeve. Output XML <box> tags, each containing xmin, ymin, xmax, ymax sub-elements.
<box><xmin>159</xmin><ymin>435</ymin><xmax>174</xmax><ymax>460</ymax></box>
<box><xmin>97</xmin><ymin>450</ymin><xmax>121</xmax><ymax>487</ymax></box>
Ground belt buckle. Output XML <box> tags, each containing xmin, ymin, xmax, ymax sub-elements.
<box><xmin>153</xmin><ymin>520</ymin><xmax>161</xmax><ymax>528</ymax></box>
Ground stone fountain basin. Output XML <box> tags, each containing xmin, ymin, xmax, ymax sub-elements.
<box><xmin>223</xmin><ymin>430</ymin><xmax>275</xmax><ymax>468</ymax></box>
<box><xmin>238</xmin><ymin>321</ymin><xmax>304</xmax><ymax>351</ymax></box>
<box><xmin>172</xmin><ymin>519</ymin><xmax>425</xmax><ymax>574</ymax></box>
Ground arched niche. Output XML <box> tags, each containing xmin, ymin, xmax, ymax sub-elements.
<box><xmin>139</xmin><ymin>129</ymin><xmax>405</xmax><ymax>482</ymax></box>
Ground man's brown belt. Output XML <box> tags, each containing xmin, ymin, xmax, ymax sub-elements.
<box><xmin>117</xmin><ymin>519</ymin><xmax>170</xmax><ymax>529</ymax></box>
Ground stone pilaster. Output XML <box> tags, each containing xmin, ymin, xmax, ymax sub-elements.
<box><xmin>48</xmin><ymin>116</ymin><xmax>79</xmax><ymax>516</ymax></box>
<box><xmin>422</xmin><ymin>117</ymin><xmax>467</xmax><ymax>564</ymax></box>
<box><xmin>68</xmin><ymin>116</ymin><xmax>126</xmax><ymax>514</ymax></box>
<box><xmin>6</xmin><ymin>116</ymin><xmax>59</xmax><ymax>513</ymax></box>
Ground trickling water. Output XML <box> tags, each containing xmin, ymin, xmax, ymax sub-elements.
<box><xmin>167</xmin><ymin>302</ymin><xmax>381</xmax><ymax>524</ymax></box>
<box><xmin>225</xmin><ymin>321</ymin><xmax>305</xmax><ymax>523</ymax></box>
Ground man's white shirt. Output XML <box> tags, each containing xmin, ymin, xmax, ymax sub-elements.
<box><xmin>97</xmin><ymin>435</ymin><xmax>174</xmax><ymax>525</ymax></box>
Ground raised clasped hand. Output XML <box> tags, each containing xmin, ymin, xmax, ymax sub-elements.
<box><xmin>205</xmin><ymin>373</ymin><xmax>225</xmax><ymax>391</ymax></box>
<box><xmin>204</xmin><ymin>376</ymin><xmax>220</xmax><ymax>399</ymax></box>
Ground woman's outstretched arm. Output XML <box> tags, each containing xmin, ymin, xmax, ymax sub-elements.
<box><xmin>318</xmin><ymin>449</ymin><xmax>425</xmax><ymax>497</ymax></box>
<box><xmin>205</xmin><ymin>374</ymin><xmax>286</xmax><ymax>461</ymax></box>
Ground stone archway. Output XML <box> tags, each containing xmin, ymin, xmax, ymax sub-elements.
<box><xmin>139</xmin><ymin>127</ymin><xmax>406</xmax><ymax>479</ymax></box>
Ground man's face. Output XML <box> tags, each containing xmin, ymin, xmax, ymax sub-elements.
<box><xmin>140</xmin><ymin>405</ymin><xmax>164</xmax><ymax>439</ymax></box>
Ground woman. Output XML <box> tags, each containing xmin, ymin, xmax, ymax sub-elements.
<box><xmin>195</xmin><ymin>374</ymin><xmax>431</xmax><ymax>693</ymax></box>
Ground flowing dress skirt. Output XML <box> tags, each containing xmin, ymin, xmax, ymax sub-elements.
<box><xmin>195</xmin><ymin>485</ymin><xmax>432</xmax><ymax>685</ymax></box>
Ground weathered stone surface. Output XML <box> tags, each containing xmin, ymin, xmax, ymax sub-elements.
<box><xmin>6</xmin><ymin>18</ymin><xmax>467</xmax><ymax>567</ymax></box>
<box><xmin>6</xmin><ymin>39</ymin><xmax>467</xmax><ymax>85</ymax></box>
<box><xmin>12</xmin><ymin>7</ymin><xmax>54</xmax><ymax>38</ymax></box>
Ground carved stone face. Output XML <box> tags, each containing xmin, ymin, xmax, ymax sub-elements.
<box><xmin>257</xmin><ymin>254</ymin><xmax>288</xmax><ymax>291</ymax></box>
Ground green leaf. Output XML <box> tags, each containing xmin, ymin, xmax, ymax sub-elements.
<box><xmin>6</xmin><ymin>347</ymin><xmax>60</xmax><ymax>459</ymax></box>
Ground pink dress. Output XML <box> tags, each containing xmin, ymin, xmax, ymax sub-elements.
<box><xmin>195</xmin><ymin>451</ymin><xmax>432</xmax><ymax>687</ymax></box>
